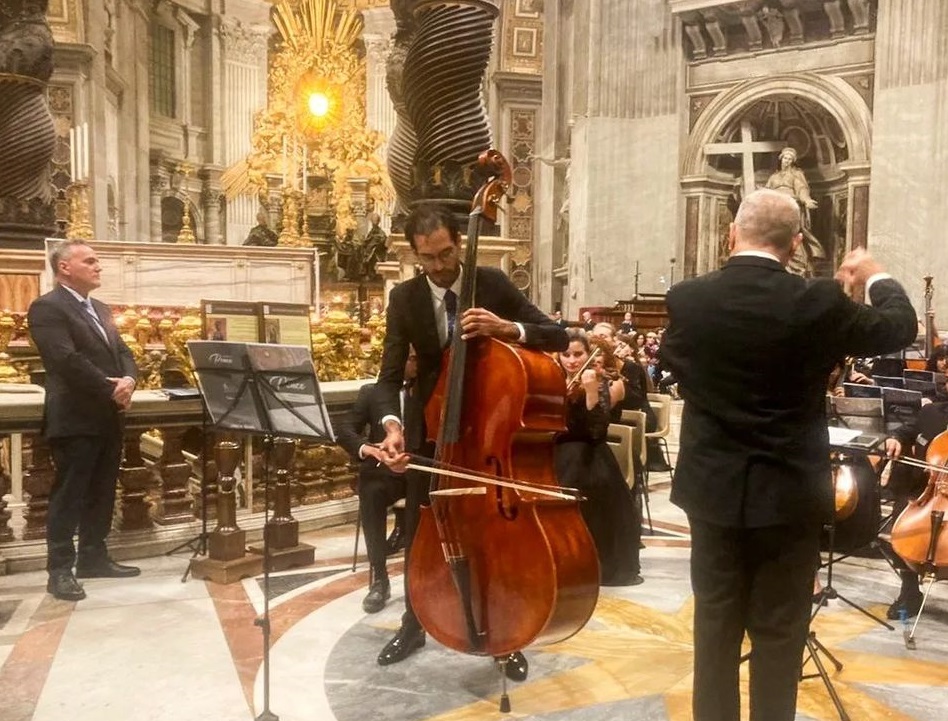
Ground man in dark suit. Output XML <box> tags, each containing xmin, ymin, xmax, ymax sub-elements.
<box><xmin>374</xmin><ymin>203</ymin><xmax>569</xmax><ymax>678</ymax></box>
<box><xmin>335</xmin><ymin>349</ymin><xmax>418</xmax><ymax>614</ymax></box>
<box><xmin>28</xmin><ymin>240</ymin><xmax>141</xmax><ymax>602</ymax></box>
<box><xmin>660</xmin><ymin>189</ymin><xmax>917</xmax><ymax>721</ymax></box>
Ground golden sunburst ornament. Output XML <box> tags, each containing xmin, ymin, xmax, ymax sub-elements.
<box><xmin>222</xmin><ymin>0</ymin><xmax>392</xmax><ymax>239</ymax></box>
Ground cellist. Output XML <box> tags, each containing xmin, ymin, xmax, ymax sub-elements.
<box><xmin>374</xmin><ymin>203</ymin><xmax>568</xmax><ymax>679</ymax></box>
<box><xmin>882</xmin><ymin>371</ymin><xmax>948</xmax><ymax>619</ymax></box>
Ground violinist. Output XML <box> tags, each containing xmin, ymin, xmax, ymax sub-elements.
<box><xmin>556</xmin><ymin>329</ymin><xmax>643</xmax><ymax>586</ymax></box>
<box><xmin>883</xmin><ymin>371</ymin><xmax>948</xmax><ymax>618</ymax></box>
<box><xmin>374</xmin><ymin>203</ymin><xmax>568</xmax><ymax>677</ymax></box>
<box><xmin>660</xmin><ymin>189</ymin><xmax>917</xmax><ymax>721</ymax></box>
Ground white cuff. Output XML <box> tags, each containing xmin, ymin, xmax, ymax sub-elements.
<box><xmin>381</xmin><ymin>414</ymin><xmax>402</xmax><ymax>430</ymax></box>
<box><xmin>514</xmin><ymin>322</ymin><xmax>526</xmax><ymax>342</ymax></box>
<box><xmin>864</xmin><ymin>272</ymin><xmax>892</xmax><ymax>303</ymax></box>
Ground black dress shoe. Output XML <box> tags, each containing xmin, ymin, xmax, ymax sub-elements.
<box><xmin>495</xmin><ymin>651</ymin><xmax>529</xmax><ymax>682</ymax></box>
<box><xmin>886</xmin><ymin>592</ymin><xmax>924</xmax><ymax>620</ymax></box>
<box><xmin>75</xmin><ymin>558</ymin><xmax>141</xmax><ymax>579</ymax></box>
<box><xmin>47</xmin><ymin>573</ymin><xmax>86</xmax><ymax>601</ymax></box>
<box><xmin>362</xmin><ymin>576</ymin><xmax>391</xmax><ymax>614</ymax></box>
<box><xmin>377</xmin><ymin>625</ymin><xmax>426</xmax><ymax>666</ymax></box>
<box><xmin>601</xmin><ymin>571</ymin><xmax>644</xmax><ymax>587</ymax></box>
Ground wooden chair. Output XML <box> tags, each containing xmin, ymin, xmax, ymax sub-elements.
<box><xmin>646</xmin><ymin>392</ymin><xmax>675</xmax><ymax>477</ymax></box>
<box><xmin>619</xmin><ymin>409</ymin><xmax>652</xmax><ymax>532</ymax></box>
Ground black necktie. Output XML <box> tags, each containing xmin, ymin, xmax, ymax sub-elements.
<box><xmin>444</xmin><ymin>289</ymin><xmax>457</xmax><ymax>345</ymax></box>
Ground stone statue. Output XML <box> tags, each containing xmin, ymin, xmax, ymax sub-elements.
<box><xmin>532</xmin><ymin>154</ymin><xmax>571</xmax><ymax>230</ymax></box>
<box><xmin>361</xmin><ymin>212</ymin><xmax>388</xmax><ymax>280</ymax></box>
<box><xmin>765</xmin><ymin>147</ymin><xmax>825</xmax><ymax>277</ymax></box>
<box><xmin>242</xmin><ymin>209</ymin><xmax>278</xmax><ymax>247</ymax></box>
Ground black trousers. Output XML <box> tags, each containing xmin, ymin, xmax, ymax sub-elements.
<box><xmin>689</xmin><ymin>517</ymin><xmax>821</xmax><ymax>721</ymax></box>
<box><xmin>47</xmin><ymin>433</ymin><xmax>124</xmax><ymax>574</ymax></box>
<box><xmin>358</xmin><ymin>472</ymin><xmax>405</xmax><ymax>572</ymax></box>
<box><xmin>400</xmin><ymin>464</ymin><xmax>431</xmax><ymax>633</ymax></box>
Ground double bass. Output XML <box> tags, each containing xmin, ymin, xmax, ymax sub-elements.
<box><xmin>405</xmin><ymin>150</ymin><xmax>600</xmax><ymax>710</ymax></box>
<box><xmin>891</xmin><ymin>430</ymin><xmax>948</xmax><ymax>580</ymax></box>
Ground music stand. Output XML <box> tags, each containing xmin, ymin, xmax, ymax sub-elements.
<box><xmin>188</xmin><ymin>341</ymin><xmax>335</xmax><ymax>721</ymax></box>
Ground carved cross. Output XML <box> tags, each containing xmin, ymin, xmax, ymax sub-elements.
<box><xmin>704</xmin><ymin>120</ymin><xmax>784</xmax><ymax>197</ymax></box>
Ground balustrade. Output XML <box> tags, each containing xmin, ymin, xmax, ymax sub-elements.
<box><xmin>0</xmin><ymin>381</ymin><xmax>368</xmax><ymax>574</ymax></box>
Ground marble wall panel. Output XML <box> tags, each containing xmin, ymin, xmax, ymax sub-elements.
<box><xmin>566</xmin><ymin>115</ymin><xmax>681</xmax><ymax>315</ymax></box>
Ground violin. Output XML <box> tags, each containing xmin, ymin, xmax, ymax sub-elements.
<box><xmin>404</xmin><ymin>150</ymin><xmax>599</xmax><ymax>711</ymax></box>
<box><xmin>891</xmin><ymin>430</ymin><xmax>948</xmax><ymax>579</ymax></box>
<box><xmin>564</xmin><ymin>335</ymin><xmax>620</xmax><ymax>401</ymax></box>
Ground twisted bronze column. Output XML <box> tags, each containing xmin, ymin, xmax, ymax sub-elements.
<box><xmin>399</xmin><ymin>0</ymin><xmax>500</xmax><ymax>217</ymax></box>
<box><xmin>385</xmin><ymin>2</ymin><xmax>418</xmax><ymax>220</ymax></box>
<box><xmin>0</xmin><ymin>0</ymin><xmax>56</xmax><ymax>245</ymax></box>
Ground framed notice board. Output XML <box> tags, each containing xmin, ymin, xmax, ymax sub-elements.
<box><xmin>201</xmin><ymin>299</ymin><xmax>313</xmax><ymax>354</ymax></box>
<box><xmin>202</xmin><ymin>300</ymin><xmax>260</xmax><ymax>343</ymax></box>
<box><xmin>259</xmin><ymin>302</ymin><xmax>313</xmax><ymax>352</ymax></box>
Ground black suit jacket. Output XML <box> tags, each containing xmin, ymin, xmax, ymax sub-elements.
<box><xmin>377</xmin><ymin>266</ymin><xmax>568</xmax><ymax>438</ymax></box>
<box><xmin>28</xmin><ymin>285</ymin><xmax>138</xmax><ymax>439</ymax></box>
<box><xmin>336</xmin><ymin>382</ymin><xmax>423</xmax><ymax>481</ymax></box>
<box><xmin>660</xmin><ymin>256</ymin><xmax>917</xmax><ymax>528</ymax></box>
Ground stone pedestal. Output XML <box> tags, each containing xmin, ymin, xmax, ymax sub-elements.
<box><xmin>191</xmin><ymin>440</ymin><xmax>262</xmax><ymax>583</ymax></box>
<box><xmin>151</xmin><ymin>428</ymin><xmax>195</xmax><ymax>525</ymax></box>
<box><xmin>21</xmin><ymin>435</ymin><xmax>53</xmax><ymax>541</ymax></box>
<box><xmin>248</xmin><ymin>438</ymin><xmax>314</xmax><ymax>571</ymax></box>
<box><xmin>116</xmin><ymin>429</ymin><xmax>153</xmax><ymax>531</ymax></box>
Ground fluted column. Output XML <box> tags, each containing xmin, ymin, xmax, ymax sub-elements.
<box><xmin>868</xmin><ymin>0</ymin><xmax>948</xmax><ymax>319</ymax></box>
<box><xmin>402</xmin><ymin>0</ymin><xmax>500</xmax><ymax>217</ymax></box>
<box><xmin>218</xmin><ymin>18</ymin><xmax>269</xmax><ymax>245</ymax></box>
<box><xmin>385</xmin><ymin>5</ymin><xmax>419</xmax><ymax>219</ymax></box>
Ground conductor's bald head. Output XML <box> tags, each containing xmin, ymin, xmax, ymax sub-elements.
<box><xmin>730</xmin><ymin>189</ymin><xmax>802</xmax><ymax>264</ymax></box>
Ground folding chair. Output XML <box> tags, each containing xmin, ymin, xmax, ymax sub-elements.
<box><xmin>619</xmin><ymin>410</ymin><xmax>652</xmax><ymax>533</ymax></box>
<box><xmin>646</xmin><ymin>392</ymin><xmax>675</xmax><ymax>478</ymax></box>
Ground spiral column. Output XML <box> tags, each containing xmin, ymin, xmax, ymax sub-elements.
<box><xmin>385</xmin><ymin>7</ymin><xmax>418</xmax><ymax>221</ymax></box>
<box><xmin>0</xmin><ymin>1</ymin><xmax>56</xmax><ymax>246</ymax></box>
<box><xmin>400</xmin><ymin>0</ymin><xmax>500</xmax><ymax>217</ymax></box>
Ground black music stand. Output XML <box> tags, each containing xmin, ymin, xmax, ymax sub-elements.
<box><xmin>188</xmin><ymin>341</ymin><xmax>335</xmax><ymax>721</ymax></box>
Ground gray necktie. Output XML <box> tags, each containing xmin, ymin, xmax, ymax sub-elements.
<box><xmin>82</xmin><ymin>298</ymin><xmax>109</xmax><ymax>342</ymax></box>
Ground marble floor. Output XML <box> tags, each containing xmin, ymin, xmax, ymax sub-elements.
<box><xmin>1</xmin><ymin>473</ymin><xmax>948</xmax><ymax>721</ymax></box>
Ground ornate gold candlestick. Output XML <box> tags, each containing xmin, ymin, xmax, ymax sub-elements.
<box><xmin>65</xmin><ymin>181</ymin><xmax>94</xmax><ymax>240</ymax></box>
<box><xmin>175</xmin><ymin>162</ymin><xmax>196</xmax><ymax>244</ymax></box>
<box><xmin>278</xmin><ymin>187</ymin><xmax>302</xmax><ymax>247</ymax></box>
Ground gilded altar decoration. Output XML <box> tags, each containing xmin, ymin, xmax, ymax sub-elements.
<box><xmin>65</xmin><ymin>180</ymin><xmax>93</xmax><ymax>240</ymax></box>
<box><xmin>160</xmin><ymin>307</ymin><xmax>203</xmax><ymax>386</ymax></box>
<box><xmin>309</xmin><ymin>298</ymin><xmax>365</xmax><ymax>380</ymax></box>
<box><xmin>221</xmin><ymin>0</ymin><xmax>393</xmax><ymax>239</ymax></box>
<box><xmin>0</xmin><ymin>308</ymin><xmax>29</xmax><ymax>383</ymax></box>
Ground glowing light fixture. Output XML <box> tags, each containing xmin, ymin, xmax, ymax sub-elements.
<box><xmin>308</xmin><ymin>92</ymin><xmax>331</xmax><ymax>118</ymax></box>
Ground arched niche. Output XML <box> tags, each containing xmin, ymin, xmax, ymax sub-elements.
<box><xmin>681</xmin><ymin>73</ymin><xmax>872</xmax><ymax>278</ymax></box>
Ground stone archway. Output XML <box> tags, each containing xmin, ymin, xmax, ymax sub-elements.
<box><xmin>681</xmin><ymin>73</ymin><xmax>872</xmax><ymax>278</ymax></box>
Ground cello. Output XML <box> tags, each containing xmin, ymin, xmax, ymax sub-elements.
<box><xmin>890</xmin><ymin>430</ymin><xmax>948</xmax><ymax>580</ymax></box>
<box><xmin>405</xmin><ymin>150</ymin><xmax>600</xmax><ymax>710</ymax></box>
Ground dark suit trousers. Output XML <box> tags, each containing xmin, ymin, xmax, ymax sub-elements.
<box><xmin>358</xmin><ymin>472</ymin><xmax>406</xmax><ymax>572</ymax></box>
<box><xmin>401</xmin><ymin>465</ymin><xmax>431</xmax><ymax>634</ymax></box>
<box><xmin>48</xmin><ymin>434</ymin><xmax>124</xmax><ymax>573</ymax></box>
<box><xmin>689</xmin><ymin>517</ymin><xmax>821</xmax><ymax>721</ymax></box>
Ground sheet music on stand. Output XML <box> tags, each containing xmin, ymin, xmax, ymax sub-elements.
<box><xmin>187</xmin><ymin>341</ymin><xmax>334</xmax><ymax>442</ymax></box>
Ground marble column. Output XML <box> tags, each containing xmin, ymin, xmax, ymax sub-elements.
<box><xmin>363</xmin><ymin>7</ymin><xmax>397</xmax><ymax>229</ymax></box>
<box><xmin>200</xmin><ymin>166</ymin><xmax>223</xmax><ymax>244</ymax></box>
<box><xmin>551</xmin><ymin>0</ymin><xmax>683</xmax><ymax>317</ymax></box>
<box><xmin>218</xmin><ymin>19</ymin><xmax>269</xmax><ymax>245</ymax></box>
<box><xmin>149</xmin><ymin>164</ymin><xmax>168</xmax><ymax>243</ymax></box>
<box><xmin>867</xmin><ymin>0</ymin><xmax>948</xmax><ymax>319</ymax></box>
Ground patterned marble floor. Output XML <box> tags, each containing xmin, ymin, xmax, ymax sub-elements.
<box><xmin>2</xmin><ymin>478</ymin><xmax>948</xmax><ymax>721</ymax></box>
